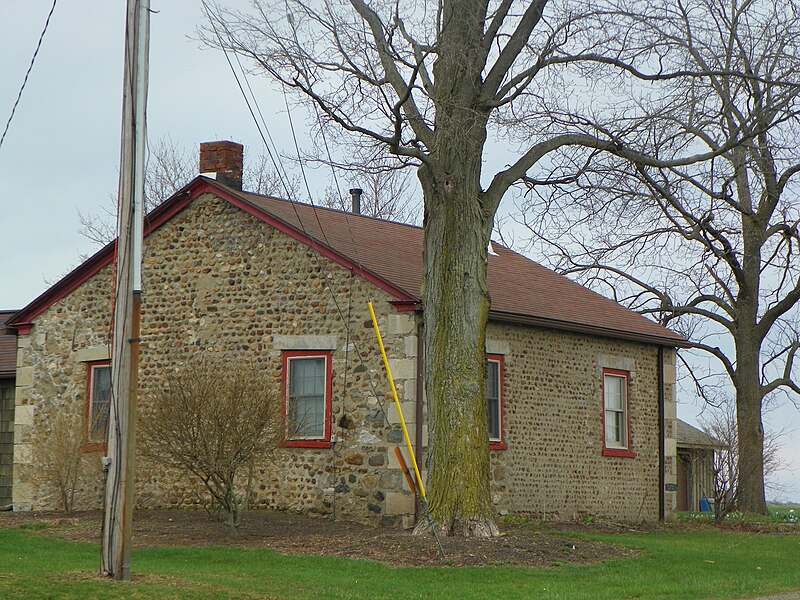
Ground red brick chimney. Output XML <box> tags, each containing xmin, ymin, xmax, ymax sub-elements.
<box><xmin>199</xmin><ymin>141</ymin><xmax>244</xmax><ymax>190</ymax></box>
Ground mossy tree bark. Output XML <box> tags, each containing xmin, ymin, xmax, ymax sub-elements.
<box><xmin>733</xmin><ymin>209</ymin><xmax>768</xmax><ymax>514</ymax></box>
<box><xmin>418</xmin><ymin>154</ymin><xmax>498</xmax><ymax>537</ymax></box>
<box><xmin>410</xmin><ymin>0</ymin><xmax>496</xmax><ymax>537</ymax></box>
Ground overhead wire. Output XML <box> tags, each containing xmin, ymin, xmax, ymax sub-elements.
<box><xmin>207</xmin><ymin>17</ymin><xmax>289</xmax><ymax>200</ymax></box>
<box><xmin>310</xmin><ymin>98</ymin><xmax>370</xmax><ymax>290</ymax></box>
<box><xmin>273</xmin><ymin>14</ymin><xmax>439</xmax><ymax>545</ymax></box>
<box><xmin>205</xmin><ymin>6</ymin><xmax>394</xmax><ymax>424</ymax></box>
<box><xmin>205</xmin><ymin>3</ymin><xmax>437</xmax><ymax>538</ymax></box>
<box><xmin>279</xmin><ymin>0</ymin><xmax>368</xmax><ymax>273</ymax></box>
<box><xmin>225</xmin><ymin>38</ymin><xmax>402</xmax><ymax>515</ymax></box>
<box><xmin>274</xmin><ymin>3</ymin><xmax>399</xmax><ymax>421</ymax></box>
<box><xmin>279</xmin><ymin>91</ymin><xmax>397</xmax><ymax>424</ymax></box>
<box><xmin>280</xmin><ymin>86</ymin><xmax>334</xmax><ymax>248</ymax></box>
<box><xmin>0</xmin><ymin>0</ymin><xmax>59</xmax><ymax>153</ymax></box>
<box><xmin>334</xmin><ymin>271</ymin><xmax>355</xmax><ymax>521</ymax></box>
<box><xmin>229</xmin><ymin>49</ymin><xmax>296</xmax><ymax>197</ymax></box>
<box><xmin>281</xmin><ymin>6</ymin><xmax>440</xmax><ymax>549</ymax></box>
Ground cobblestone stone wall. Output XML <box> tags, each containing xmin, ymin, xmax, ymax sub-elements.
<box><xmin>485</xmin><ymin>323</ymin><xmax>676</xmax><ymax>522</ymax></box>
<box><xmin>12</xmin><ymin>191</ymin><xmax>676</xmax><ymax>524</ymax></box>
<box><xmin>13</xmin><ymin>194</ymin><xmax>419</xmax><ymax>526</ymax></box>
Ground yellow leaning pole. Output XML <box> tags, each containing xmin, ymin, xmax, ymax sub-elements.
<box><xmin>367</xmin><ymin>301</ymin><xmax>426</xmax><ymax>499</ymax></box>
<box><xmin>369</xmin><ymin>301</ymin><xmax>444</xmax><ymax>556</ymax></box>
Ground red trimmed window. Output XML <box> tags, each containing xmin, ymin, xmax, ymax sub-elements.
<box><xmin>602</xmin><ymin>368</ymin><xmax>636</xmax><ymax>458</ymax></box>
<box><xmin>282</xmin><ymin>350</ymin><xmax>332</xmax><ymax>448</ymax></box>
<box><xmin>486</xmin><ymin>354</ymin><xmax>506</xmax><ymax>450</ymax></box>
<box><xmin>86</xmin><ymin>361</ymin><xmax>111</xmax><ymax>447</ymax></box>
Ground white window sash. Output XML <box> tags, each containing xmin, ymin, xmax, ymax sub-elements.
<box><xmin>287</xmin><ymin>356</ymin><xmax>327</xmax><ymax>440</ymax></box>
<box><xmin>89</xmin><ymin>364</ymin><xmax>111</xmax><ymax>440</ymax></box>
<box><xmin>604</xmin><ymin>374</ymin><xmax>627</xmax><ymax>449</ymax></box>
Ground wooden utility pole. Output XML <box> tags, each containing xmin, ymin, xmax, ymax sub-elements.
<box><xmin>102</xmin><ymin>0</ymin><xmax>149</xmax><ymax>580</ymax></box>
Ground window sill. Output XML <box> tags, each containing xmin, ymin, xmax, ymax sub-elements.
<box><xmin>489</xmin><ymin>441</ymin><xmax>508</xmax><ymax>451</ymax></box>
<box><xmin>281</xmin><ymin>439</ymin><xmax>332</xmax><ymax>449</ymax></box>
<box><xmin>602</xmin><ymin>447</ymin><xmax>637</xmax><ymax>459</ymax></box>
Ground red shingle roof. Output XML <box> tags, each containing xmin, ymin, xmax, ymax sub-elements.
<box><xmin>0</xmin><ymin>311</ymin><xmax>18</xmax><ymax>377</ymax></box>
<box><xmin>8</xmin><ymin>177</ymin><xmax>686</xmax><ymax>347</ymax></box>
<box><xmin>232</xmin><ymin>184</ymin><xmax>686</xmax><ymax>347</ymax></box>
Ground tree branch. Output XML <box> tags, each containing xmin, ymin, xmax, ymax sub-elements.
<box><xmin>481</xmin><ymin>0</ymin><xmax>548</xmax><ymax>103</ymax></box>
<box><xmin>350</xmin><ymin>0</ymin><xmax>434</xmax><ymax>147</ymax></box>
<box><xmin>690</xmin><ymin>341</ymin><xmax>737</xmax><ymax>382</ymax></box>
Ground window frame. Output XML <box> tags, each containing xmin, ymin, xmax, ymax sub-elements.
<box><xmin>281</xmin><ymin>350</ymin><xmax>333</xmax><ymax>449</ymax></box>
<box><xmin>601</xmin><ymin>368</ymin><xmax>636</xmax><ymax>458</ymax></box>
<box><xmin>487</xmin><ymin>354</ymin><xmax>507</xmax><ymax>450</ymax></box>
<box><xmin>85</xmin><ymin>360</ymin><xmax>111</xmax><ymax>451</ymax></box>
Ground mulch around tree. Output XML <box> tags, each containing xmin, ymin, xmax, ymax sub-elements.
<box><xmin>0</xmin><ymin>509</ymin><xmax>642</xmax><ymax>567</ymax></box>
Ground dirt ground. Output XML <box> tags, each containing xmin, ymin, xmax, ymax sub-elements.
<box><xmin>0</xmin><ymin>509</ymin><xmax>641</xmax><ymax>567</ymax></box>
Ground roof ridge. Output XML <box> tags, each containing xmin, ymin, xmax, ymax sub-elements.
<box><xmin>221</xmin><ymin>180</ymin><xmax>426</xmax><ymax>232</ymax></box>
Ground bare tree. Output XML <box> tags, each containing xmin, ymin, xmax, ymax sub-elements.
<box><xmin>701</xmin><ymin>401</ymin><xmax>787</xmax><ymax>520</ymax></box>
<box><xmin>78</xmin><ymin>138</ymin><xmax>195</xmax><ymax>246</ymax></box>
<box><xmin>319</xmin><ymin>148</ymin><xmax>421</xmax><ymax>223</ymax></box>
<box><xmin>139</xmin><ymin>358</ymin><xmax>280</xmax><ymax>532</ymax></box>
<box><xmin>246</xmin><ymin>152</ymin><xmax>304</xmax><ymax>199</ymax></box>
<box><xmin>517</xmin><ymin>0</ymin><xmax>800</xmax><ymax>514</ymax></box>
<box><xmin>200</xmin><ymin>0</ymin><xmax>757</xmax><ymax>536</ymax></box>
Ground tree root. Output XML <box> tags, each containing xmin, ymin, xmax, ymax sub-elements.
<box><xmin>413</xmin><ymin>515</ymin><xmax>500</xmax><ymax>539</ymax></box>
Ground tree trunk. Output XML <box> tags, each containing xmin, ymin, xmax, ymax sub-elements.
<box><xmin>224</xmin><ymin>484</ymin><xmax>241</xmax><ymax>534</ymax></box>
<box><xmin>417</xmin><ymin>158</ymin><xmax>498</xmax><ymax>537</ymax></box>
<box><xmin>734</xmin><ymin>205</ymin><xmax>768</xmax><ymax>515</ymax></box>
<box><xmin>411</xmin><ymin>0</ymin><xmax>501</xmax><ymax>538</ymax></box>
<box><xmin>734</xmin><ymin>344</ymin><xmax>767</xmax><ymax>514</ymax></box>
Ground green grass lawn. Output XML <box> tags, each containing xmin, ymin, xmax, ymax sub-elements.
<box><xmin>769</xmin><ymin>503</ymin><xmax>800</xmax><ymax>523</ymax></box>
<box><xmin>0</xmin><ymin>526</ymin><xmax>798</xmax><ymax>599</ymax></box>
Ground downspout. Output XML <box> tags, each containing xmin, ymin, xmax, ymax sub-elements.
<box><xmin>415</xmin><ymin>317</ymin><xmax>424</xmax><ymax>521</ymax></box>
<box><xmin>658</xmin><ymin>346</ymin><xmax>665</xmax><ymax>522</ymax></box>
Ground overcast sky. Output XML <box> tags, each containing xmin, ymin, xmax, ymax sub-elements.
<box><xmin>0</xmin><ymin>0</ymin><xmax>293</xmax><ymax>311</ymax></box>
<box><xmin>1</xmin><ymin>1</ymin><xmax>798</xmax><ymax>502</ymax></box>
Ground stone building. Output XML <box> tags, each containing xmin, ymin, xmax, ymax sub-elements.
<box><xmin>5</xmin><ymin>141</ymin><xmax>686</xmax><ymax>524</ymax></box>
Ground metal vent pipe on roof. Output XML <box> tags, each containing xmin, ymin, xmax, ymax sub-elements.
<box><xmin>349</xmin><ymin>188</ymin><xmax>362</xmax><ymax>215</ymax></box>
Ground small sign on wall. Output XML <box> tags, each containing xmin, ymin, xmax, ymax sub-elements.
<box><xmin>664</xmin><ymin>483</ymin><xmax>678</xmax><ymax>492</ymax></box>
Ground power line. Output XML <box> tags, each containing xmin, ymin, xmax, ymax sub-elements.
<box><xmin>204</xmin><ymin>8</ymin><xmax>394</xmax><ymax>425</ymax></box>
<box><xmin>0</xmin><ymin>0</ymin><xmax>59</xmax><ymax>153</ymax></box>
<box><xmin>229</xmin><ymin>50</ymin><xmax>296</xmax><ymax>198</ymax></box>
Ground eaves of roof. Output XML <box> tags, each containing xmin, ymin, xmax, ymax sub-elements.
<box><xmin>8</xmin><ymin>177</ymin><xmax>687</xmax><ymax>350</ymax></box>
<box><xmin>489</xmin><ymin>310</ymin><xmax>691</xmax><ymax>348</ymax></box>
<box><xmin>676</xmin><ymin>419</ymin><xmax>725</xmax><ymax>449</ymax></box>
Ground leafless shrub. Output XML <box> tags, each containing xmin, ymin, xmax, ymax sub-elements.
<box><xmin>701</xmin><ymin>402</ymin><xmax>788</xmax><ymax>521</ymax></box>
<box><xmin>25</xmin><ymin>405</ymin><xmax>89</xmax><ymax>513</ymax></box>
<box><xmin>139</xmin><ymin>358</ymin><xmax>280</xmax><ymax>532</ymax></box>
